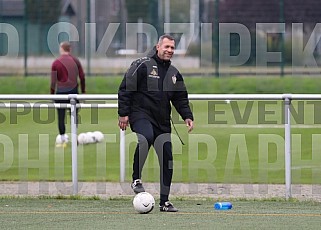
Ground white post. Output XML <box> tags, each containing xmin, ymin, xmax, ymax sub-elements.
<box><xmin>158</xmin><ymin>0</ymin><xmax>163</xmax><ymax>26</ymax></box>
<box><xmin>120</xmin><ymin>129</ymin><xmax>126</xmax><ymax>182</ymax></box>
<box><xmin>70</xmin><ymin>96</ymin><xmax>78</xmax><ymax>195</ymax></box>
<box><xmin>90</xmin><ymin>0</ymin><xmax>96</xmax><ymax>51</ymax></box>
<box><xmin>190</xmin><ymin>0</ymin><xmax>199</xmax><ymax>42</ymax></box>
<box><xmin>165</xmin><ymin>0</ymin><xmax>170</xmax><ymax>23</ymax></box>
<box><xmin>284</xmin><ymin>97</ymin><xmax>292</xmax><ymax>199</ymax></box>
<box><xmin>138</xmin><ymin>18</ymin><xmax>143</xmax><ymax>53</ymax></box>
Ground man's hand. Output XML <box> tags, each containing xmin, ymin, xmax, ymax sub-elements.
<box><xmin>118</xmin><ymin>116</ymin><xmax>129</xmax><ymax>130</ymax></box>
<box><xmin>185</xmin><ymin>118</ymin><xmax>194</xmax><ymax>133</ymax></box>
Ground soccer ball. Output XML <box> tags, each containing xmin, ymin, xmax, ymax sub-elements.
<box><xmin>77</xmin><ymin>133</ymin><xmax>88</xmax><ymax>145</ymax></box>
<box><xmin>86</xmin><ymin>132</ymin><xmax>96</xmax><ymax>143</ymax></box>
<box><xmin>78</xmin><ymin>131</ymin><xmax>104</xmax><ymax>145</ymax></box>
<box><xmin>133</xmin><ymin>192</ymin><xmax>155</xmax><ymax>214</ymax></box>
<box><xmin>93</xmin><ymin>131</ymin><xmax>104</xmax><ymax>142</ymax></box>
<box><xmin>55</xmin><ymin>134</ymin><xmax>69</xmax><ymax>144</ymax></box>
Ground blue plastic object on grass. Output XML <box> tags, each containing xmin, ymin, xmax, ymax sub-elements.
<box><xmin>214</xmin><ymin>202</ymin><xmax>232</xmax><ymax>210</ymax></box>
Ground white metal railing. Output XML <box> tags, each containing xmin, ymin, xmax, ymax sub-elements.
<box><xmin>0</xmin><ymin>94</ymin><xmax>117</xmax><ymax>195</ymax></box>
<box><xmin>1</xmin><ymin>93</ymin><xmax>321</xmax><ymax>199</ymax></box>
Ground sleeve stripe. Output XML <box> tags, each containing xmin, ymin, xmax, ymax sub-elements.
<box><xmin>130</xmin><ymin>58</ymin><xmax>150</xmax><ymax>77</ymax></box>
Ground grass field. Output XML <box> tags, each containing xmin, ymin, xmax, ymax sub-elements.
<box><xmin>0</xmin><ymin>76</ymin><xmax>321</xmax><ymax>229</ymax></box>
<box><xmin>0</xmin><ymin>197</ymin><xmax>321</xmax><ymax>229</ymax></box>
<box><xmin>0</xmin><ymin>76</ymin><xmax>321</xmax><ymax>185</ymax></box>
<box><xmin>0</xmin><ymin>98</ymin><xmax>321</xmax><ymax>184</ymax></box>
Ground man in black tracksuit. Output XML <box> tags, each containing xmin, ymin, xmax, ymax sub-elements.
<box><xmin>118</xmin><ymin>34</ymin><xmax>194</xmax><ymax>212</ymax></box>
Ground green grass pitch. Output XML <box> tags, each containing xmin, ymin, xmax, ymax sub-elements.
<box><xmin>0</xmin><ymin>198</ymin><xmax>321</xmax><ymax>229</ymax></box>
<box><xmin>0</xmin><ymin>99</ymin><xmax>320</xmax><ymax>184</ymax></box>
<box><xmin>1</xmin><ymin>76</ymin><xmax>321</xmax><ymax>228</ymax></box>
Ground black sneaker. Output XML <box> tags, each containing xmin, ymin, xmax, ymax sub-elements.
<box><xmin>131</xmin><ymin>179</ymin><xmax>145</xmax><ymax>194</ymax></box>
<box><xmin>159</xmin><ymin>201</ymin><xmax>178</xmax><ymax>212</ymax></box>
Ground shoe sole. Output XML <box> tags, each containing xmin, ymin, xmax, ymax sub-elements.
<box><xmin>132</xmin><ymin>188</ymin><xmax>145</xmax><ymax>194</ymax></box>
<box><xmin>159</xmin><ymin>209</ymin><xmax>178</xmax><ymax>212</ymax></box>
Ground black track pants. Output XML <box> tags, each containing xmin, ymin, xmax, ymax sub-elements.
<box><xmin>131</xmin><ymin>119</ymin><xmax>173</xmax><ymax>203</ymax></box>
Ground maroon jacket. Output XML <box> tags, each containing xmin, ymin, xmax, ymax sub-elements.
<box><xmin>51</xmin><ymin>54</ymin><xmax>85</xmax><ymax>94</ymax></box>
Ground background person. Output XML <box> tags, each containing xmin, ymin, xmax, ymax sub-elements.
<box><xmin>51</xmin><ymin>41</ymin><xmax>86</xmax><ymax>147</ymax></box>
<box><xmin>118</xmin><ymin>34</ymin><xmax>194</xmax><ymax>212</ymax></box>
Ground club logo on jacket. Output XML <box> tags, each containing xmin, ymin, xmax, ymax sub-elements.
<box><xmin>172</xmin><ymin>75</ymin><xmax>177</xmax><ymax>84</ymax></box>
<box><xmin>148</xmin><ymin>68</ymin><xmax>160</xmax><ymax>79</ymax></box>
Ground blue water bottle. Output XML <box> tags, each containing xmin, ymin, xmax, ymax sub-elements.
<box><xmin>214</xmin><ymin>202</ymin><xmax>232</xmax><ymax>210</ymax></box>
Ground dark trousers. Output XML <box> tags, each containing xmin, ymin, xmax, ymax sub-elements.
<box><xmin>57</xmin><ymin>108</ymin><xmax>79</xmax><ymax>135</ymax></box>
<box><xmin>56</xmin><ymin>88</ymin><xmax>79</xmax><ymax>135</ymax></box>
<box><xmin>131</xmin><ymin>119</ymin><xmax>173</xmax><ymax>203</ymax></box>
<box><xmin>57</xmin><ymin>108</ymin><xmax>67</xmax><ymax>135</ymax></box>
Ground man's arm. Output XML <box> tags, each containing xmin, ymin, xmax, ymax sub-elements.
<box><xmin>118</xmin><ymin>115</ymin><xmax>129</xmax><ymax>130</ymax></box>
<box><xmin>118</xmin><ymin>68</ymin><xmax>135</xmax><ymax>130</ymax></box>
<box><xmin>171</xmin><ymin>73</ymin><xmax>194</xmax><ymax>132</ymax></box>
<box><xmin>118</xmin><ymin>59</ymin><xmax>143</xmax><ymax>117</ymax></box>
<box><xmin>50</xmin><ymin>61</ymin><xmax>57</xmax><ymax>94</ymax></box>
<box><xmin>76</xmin><ymin>58</ymin><xmax>86</xmax><ymax>93</ymax></box>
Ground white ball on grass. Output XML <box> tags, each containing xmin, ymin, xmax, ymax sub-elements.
<box><xmin>78</xmin><ymin>133</ymin><xmax>88</xmax><ymax>145</ymax></box>
<box><xmin>93</xmin><ymin>131</ymin><xmax>104</xmax><ymax>142</ymax></box>
<box><xmin>86</xmin><ymin>132</ymin><xmax>96</xmax><ymax>143</ymax></box>
<box><xmin>133</xmin><ymin>192</ymin><xmax>155</xmax><ymax>214</ymax></box>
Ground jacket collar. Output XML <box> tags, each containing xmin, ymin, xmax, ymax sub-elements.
<box><xmin>147</xmin><ymin>46</ymin><xmax>171</xmax><ymax>66</ymax></box>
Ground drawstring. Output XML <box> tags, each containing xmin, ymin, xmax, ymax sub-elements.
<box><xmin>170</xmin><ymin>117</ymin><xmax>185</xmax><ymax>145</ymax></box>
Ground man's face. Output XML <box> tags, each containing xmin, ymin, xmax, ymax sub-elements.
<box><xmin>156</xmin><ymin>38</ymin><xmax>175</xmax><ymax>61</ymax></box>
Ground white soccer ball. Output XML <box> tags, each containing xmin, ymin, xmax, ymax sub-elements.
<box><xmin>133</xmin><ymin>192</ymin><xmax>155</xmax><ymax>214</ymax></box>
<box><xmin>93</xmin><ymin>131</ymin><xmax>104</xmax><ymax>142</ymax></box>
<box><xmin>86</xmin><ymin>132</ymin><xmax>96</xmax><ymax>143</ymax></box>
<box><xmin>55</xmin><ymin>134</ymin><xmax>69</xmax><ymax>144</ymax></box>
<box><xmin>77</xmin><ymin>133</ymin><xmax>88</xmax><ymax>145</ymax></box>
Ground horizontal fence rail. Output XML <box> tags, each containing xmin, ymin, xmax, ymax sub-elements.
<box><xmin>0</xmin><ymin>103</ymin><xmax>118</xmax><ymax>108</ymax></box>
<box><xmin>1</xmin><ymin>93</ymin><xmax>321</xmax><ymax>199</ymax></box>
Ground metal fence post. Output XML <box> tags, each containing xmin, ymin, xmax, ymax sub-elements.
<box><xmin>70</xmin><ymin>96</ymin><xmax>78</xmax><ymax>195</ymax></box>
<box><xmin>120</xmin><ymin>129</ymin><xmax>126</xmax><ymax>182</ymax></box>
<box><xmin>284</xmin><ymin>96</ymin><xmax>292</xmax><ymax>199</ymax></box>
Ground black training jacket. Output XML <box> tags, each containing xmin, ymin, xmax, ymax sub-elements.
<box><xmin>118</xmin><ymin>47</ymin><xmax>194</xmax><ymax>132</ymax></box>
